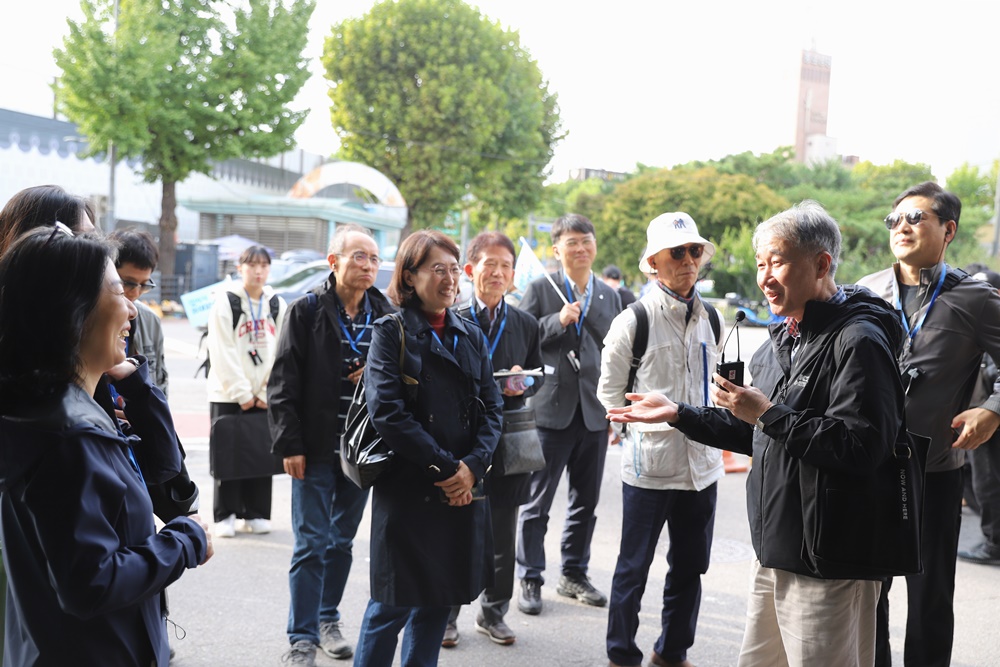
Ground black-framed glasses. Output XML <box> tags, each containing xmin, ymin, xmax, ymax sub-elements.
<box><xmin>122</xmin><ymin>279</ymin><xmax>157</xmax><ymax>294</ymax></box>
<box><xmin>669</xmin><ymin>244</ymin><xmax>704</xmax><ymax>260</ymax></box>
<box><xmin>337</xmin><ymin>251</ymin><xmax>381</xmax><ymax>266</ymax></box>
<box><xmin>423</xmin><ymin>264</ymin><xmax>462</xmax><ymax>279</ymax></box>
<box><xmin>884</xmin><ymin>209</ymin><xmax>938</xmax><ymax>230</ymax></box>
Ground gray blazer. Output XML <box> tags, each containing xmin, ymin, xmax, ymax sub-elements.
<box><xmin>520</xmin><ymin>271</ymin><xmax>621</xmax><ymax>432</ymax></box>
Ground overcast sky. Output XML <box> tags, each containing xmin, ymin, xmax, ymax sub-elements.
<box><xmin>3</xmin><ymin>0</ymin><xmax>998</xmax><ymax>183</ymax></box>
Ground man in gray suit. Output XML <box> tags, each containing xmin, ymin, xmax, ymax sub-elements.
<box><xmin>516</xmin><ymin>213</ymin><xmax>622</xmax><ymax>615</ymax></box>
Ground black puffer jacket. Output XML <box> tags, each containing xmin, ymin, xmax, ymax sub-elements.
<box><xmin>673</xmin><ymin>286</ymin><xmax>905</xmax><ymax>578</ymax></box>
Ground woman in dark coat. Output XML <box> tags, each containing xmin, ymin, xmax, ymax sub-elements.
<box><xmin>0</xmin><ymin>227</ymin><xmax>212</xmax><ymax>666</ymax></box>
<box><xmin>354</xmin><ymin>230</ymin><xmax>503</xmax><ymax>667</ymax></box>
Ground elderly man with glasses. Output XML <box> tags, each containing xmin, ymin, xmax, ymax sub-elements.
<box><xmin>598</xmin><ymin>213</ymin><xmax>724</xmax><ymax>667</ymax></box>
<box><xmin>858</xmin><ymin>182</ymin><xmax>1000</xmax><ymax>667</ymax></box>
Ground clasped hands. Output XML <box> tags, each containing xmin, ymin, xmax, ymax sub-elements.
<box><xmin>435</xmin><ymin>461</ymin><xmax>475</xmax><ymax>506</ymax></box>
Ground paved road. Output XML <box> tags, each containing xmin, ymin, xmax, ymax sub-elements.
<box><xmin>160</xmin><ymin>318</ymin><xmax>1000</xmax><ymax>666</ymax></box>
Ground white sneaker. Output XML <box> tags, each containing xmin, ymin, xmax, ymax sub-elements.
<box><xmin>214</xmin><ymin>514</ymin><xmax>236</xmax><ymax>538</ymax></box>
<box><xmin>245</xmin><ymin>518</ymin><xmax>271</xmax><ymax>534</ymax></box>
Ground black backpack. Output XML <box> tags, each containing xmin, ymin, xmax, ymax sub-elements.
<box><xmin>195</xmin><ymin>292</ymin><xmax>281</xmax><ymax>378</ymax></box>
<box><xmin>624</xmin><ymin>298</ymin><xmax>721</xmax><ymax>398</ymax></box>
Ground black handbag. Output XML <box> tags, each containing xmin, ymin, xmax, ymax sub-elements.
<box><xmin>209</xmin><ymin>408</ymin><xmax>284</xmax><ymax>480</ymax></box>
<box><xmin>799</xmin><ymin>426</ymin><xmax>929</xmax><ymax>579</ymax></box>
<box><xmin>340</xmin><ymin>313</ymin><xmax>416</xmax><ymax>490</ymax></box>
<box><xmin>495</xmin><ymin>407</ymin><xmax>546</xmax><ymax>476</ymax></box>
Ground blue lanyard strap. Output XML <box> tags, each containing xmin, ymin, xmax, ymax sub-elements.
<box><xmin>244</xmin><ymin>290</ymin><xmax>263</xmax><ymax>334</ymax></box>
<box><xmin>468</xmin><ymin>300</ymin><xmax>507</xmax><ymax>360</ymax></box>
<box><xmin>895</xmin><ymin>265</ymin><xmax>947</xmax><ymax>346</ymax></box>
<box><xmin>339</xmin><ymin>310</ymin><xmax>372</xmax><ymax>356</ymax></box>
<box><xmin>563</xmin><ymin>274</ymin><xmax>593</xmax><ymax>337</ymax></box>
<box><xmin>431</xmin><ymin>329</ymin><xmax>458</xmax><ymax>355</ymax></box>
<box><xmin>126</xmin><ymin>446</ymin><xmax>145</xmax><ymax>484</ymax></box>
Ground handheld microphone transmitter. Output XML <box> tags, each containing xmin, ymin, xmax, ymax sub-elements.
<box><xmin>715</xmin><ymin>310</ymin><xmax>746</xmax><ymax>389</ymax></box>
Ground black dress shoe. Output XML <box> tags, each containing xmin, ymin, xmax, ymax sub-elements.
<box><xmin>957</xmin><ymin>542</ymin><xmax>1000</xmax><ymax>565</ymax></box>
<box><xmin>556</xmin><ymin>573</ymin><xmax>607</xmax><ymax>607</ymax></box>
<box><xmin>518</xmin><ymin>578</ymin><xmax>542</xmax><ymax>615</ymax></box>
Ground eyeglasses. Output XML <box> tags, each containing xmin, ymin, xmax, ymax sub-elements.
<box><xmin>337</xmin><ymin>251</ymin><xmax>381</xmax><ymax>266</ymax></box>
<box><xmin>560</xmin><ymin>236</ymin><xmax>596</xmax><ymax>250</ymax></box>
<box><xmin>669</xmin><ymin>245</ymin><xmax>704</xmax><ymax>260</ymax></box>
<box><xmin>423</xmin><ymin>264</ymin><xmax>462</xmax><ymax>279</ymax></box>
<box><xmin>122</xmin><ymin>279</ymin><xmax>157</xmax><ymax>294</ymax></box>
<box><xmin>884</xmin><ymin>209</ymin><xmax>939</xmax><ymax>230</ymax></box>
<box><xmin>43</xmin><ymin>220</ymin><xmax>74</xmax><ymax>247</ymax></box>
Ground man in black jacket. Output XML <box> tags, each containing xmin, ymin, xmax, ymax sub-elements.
<box><xmin>444</xmin><ymin>232</ymin><xmax>543</xmax><ymax>648</ymax></box>
<box><xmin>268</xmin><ymin>225</ymin><xmax>394</xmax><ymax>666</ymax></box>
<box><xmin>516</xmin><ymin>214</ymin><xmax>621</xmax><ymax>615</ymax></box>
<box><xmin>609</xmin><ymin>201</ymin><xmax>906</xmax><ymax>667</ymax></box>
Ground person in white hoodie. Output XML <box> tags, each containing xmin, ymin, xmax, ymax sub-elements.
<box><xmin>598</xmin><ymin>213</ymin><xmax>725</xmax><ymax>667</ymax></box>
<box><xmin>207</xmin><ymin>245</ymin><xmax>287</xmax><ymax>537</ymax></box>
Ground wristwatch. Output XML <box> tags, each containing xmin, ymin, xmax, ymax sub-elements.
<box><xmin>755</xmin><ymin>416</ymin><xmax>766</xmax><ymax>431</ymax></box>
<box><xmin>124</xmin><ymin>357</ymin><xmax>141</xmax><ymax>370</ymax></box>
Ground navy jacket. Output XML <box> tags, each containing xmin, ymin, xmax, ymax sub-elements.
<box><xmin>364</xmin><ymin>306</ymin><xmax>503</xmax><ymax>606</ymax></box>
<box><xmin>0</xmin><ymin>379</ymin><xmax>208</xmax><ymax>666</ymax></box>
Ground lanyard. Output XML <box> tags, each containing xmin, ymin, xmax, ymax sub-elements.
<box><xmin>432</xmin><ymin>330</ymin><xmax>457</xmax><ymax>355</ymax></box>
<box><xmin>245</xmin><ymin>290</ymin><xmax>263</xmax><ymax>335</ymax></box>
<box><xmin>339</xmin><ymin>310</ymin><xmax>372</xmax><ymax>356</ymax></box>
<box><xmin>468</xmin><ymin>300</ymin><xmax>507</xmax><ymax>360</ymax></box>
<box><xmin>126</xmin><ymin>446</ymin><xmax>145</xmax><ymax>484</ymax></box>
<box><xmin>563</xmin><ymin>274</ymin><xmax>593</xmax><ymax>337</ymax></box>
<box><xmin>895</xmin><ymin>266</ymin><xmax>947</xmax><ymax>348</ymax></box>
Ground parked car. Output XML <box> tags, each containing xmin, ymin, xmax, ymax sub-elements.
<box><xmin>269</xmin><ymin>260</ymin><xmax>396</xmax><ymax>304</ymax></box>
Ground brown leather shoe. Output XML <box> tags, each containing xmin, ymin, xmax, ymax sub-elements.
<box><xmin>648</xmin><ymin>652</ymin><xmax>694</xmax><ymax>667</ymax></box>
<box><xmin>441</xmin><ymin>622</ymin><xmax>459</xmax><ymax>648</ymax></box>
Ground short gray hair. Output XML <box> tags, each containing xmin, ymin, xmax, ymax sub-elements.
<box><xmin>328</xmin><ymin>224</ymin><xmax>374</xmax><ymax>256</ymax></box>
<box><xmin>752</xmin><ymin>200</ymin><xmax>842</xmax><ymax>278</ymax></box>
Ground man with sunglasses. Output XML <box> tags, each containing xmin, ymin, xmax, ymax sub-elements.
<box><xmin>598</xmin><ymin>213</ymin><xmax>724</xmax><ymax>667</ymax></box>
<box><xmin>108</xmin><ymin>229</ymin><xmax>168</xmax><ymax>394</ymax></box>
<box><xmin>269</xmin><ymin>225</ymin><xmax>395</xmax><ymax>666</ymax></box>
<box><xmin>858</xmin><ymin>181</ymin><xmax>1000</xmax><ymax>667</ymax></box>
<box><xmin>516</xmin><ymin>213</ymin><xmax>621</xmax><ymax>616</ymax></box>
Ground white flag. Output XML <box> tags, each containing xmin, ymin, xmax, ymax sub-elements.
<box><xmin>514</xmin><ymin>237</ymin><xmax>548</xmax><ymax>293</ymax></box>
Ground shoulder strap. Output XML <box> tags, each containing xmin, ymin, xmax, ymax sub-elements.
<box><xmin>305</xmin><ymin>292</ymin><xmax>318</xmax><ymax>321</ymax></box>
<box><xmin>626</xmin><ymin>301</ymin><xmax>648</xmax><ymax>396</ymax></box>
<box><xmin>269</xmin><ymin>294</ymin><xmax>281</xmax><ymax>322</ymax></box>
<box><xmin>703</xmin><ymin>299</ymin><xmax>721</xmax><ymax>345</ymax></box>
<box><xmin>226</xmin><ymin>292</ymin><xmax>242</xmax><ymax>331</ymax></box>
<box><xmin>392</xmin><ymin>313</ymin><xmax>419</xmax><ymax>388</ymax></box>
<box><xmin>943</xmin><ymin>267</ymin><xmax>969</xmax><ymax>292</ymax></box>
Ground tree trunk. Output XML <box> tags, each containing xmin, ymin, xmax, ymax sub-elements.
<box><xmin>159</xmin><ymin>179</ymin><xmax>178</xmax><ymax>283</ymax></box>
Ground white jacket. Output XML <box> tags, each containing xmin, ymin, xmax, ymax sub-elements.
<box><xmin>598</xmin><ymin>287</ymin><xmax>725</xmax><ymax>491</ymax></box>
<box><xmin>206</xmin><ymin>283</ymin><xmax>286</xmax><ymax>406</ymax></box>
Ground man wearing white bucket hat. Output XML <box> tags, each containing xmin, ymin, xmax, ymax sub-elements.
<box><xmin>598</xmin><ymin>212</ymin><xmax>724</xmax><ymax>667</ymax></box>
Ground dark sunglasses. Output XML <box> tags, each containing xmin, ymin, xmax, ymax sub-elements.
<box><xmin>669</xmin><ymin>245</ymin><xmax>704</xmax><ymax>260</ymax></box>
<box><xmin>884</xmin><ymin>209</ymin><xmax>937</xmax><ymax>230</ymax></box>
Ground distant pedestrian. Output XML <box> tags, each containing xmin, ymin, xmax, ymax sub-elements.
<box><xmin>602</xmin><ymin>264</ymin><xmax>636</xmax><ymax>308</ymax></box>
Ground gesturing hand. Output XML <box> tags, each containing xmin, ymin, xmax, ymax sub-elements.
<box><xmin>606</xmin><ymin>392</ymin><xmax>679</xmax><ymax>425</ymax></box>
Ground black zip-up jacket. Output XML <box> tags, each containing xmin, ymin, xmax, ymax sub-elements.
<box><xmin>268</xmin><ymin>274</ymin><xmax>395</xmax><ymax>464</ymax></box>
<box><xmin>673</xmin><ymin>286</ymin><xmax>905</xmax><ymax>578</ymax></box>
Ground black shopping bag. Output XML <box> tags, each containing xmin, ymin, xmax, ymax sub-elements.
<box><xmin>209</xmin><ymin>409</ymin><xmax>284</xmax><ymax>480</ymax></box>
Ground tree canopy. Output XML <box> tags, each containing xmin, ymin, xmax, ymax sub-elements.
<box><xmin>323</xmin><ymin>0</ymin><xmax>561</xmax><ymax>234</ymax></box>
<box><xmin>54</xmin><ymin>0</ymin><xmax>314</xmax><ymax>275</ymax></box>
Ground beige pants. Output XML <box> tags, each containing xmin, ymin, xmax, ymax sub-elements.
<box><xmin>737</xmin><ymin>559</ymin><xmax>881</xmax><ymax>667</ymax></box>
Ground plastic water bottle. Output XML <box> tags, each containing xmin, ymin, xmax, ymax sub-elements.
<box><xmin>500</xmin><ymin>374</ymin><xmax>535</xmax><ymax>393</ymax></box>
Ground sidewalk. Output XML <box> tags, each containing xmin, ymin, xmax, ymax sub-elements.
<box><xmin>160</xmin><ymin>318</ymin><xmax>1000</xmax><ymax>666</ymax></box>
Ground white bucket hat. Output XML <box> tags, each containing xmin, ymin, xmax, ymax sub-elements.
<box><xmin>638</xmin><ymin>212</ymin><xmax>716</xmax><ymax>273</ymax></box>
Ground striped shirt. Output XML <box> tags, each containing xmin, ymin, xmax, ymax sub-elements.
<box><xmin>337</xmin><ymin>292</ymin><xmax>375</xmax><ymax>428</ymax></box>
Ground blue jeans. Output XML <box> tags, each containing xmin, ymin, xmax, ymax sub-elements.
<box><xmin>354</xmin><ymin>600</ymin><xmax>450</xmax><ymax>667</ymax></box>
<box><xmin>287</xmin><ymin>461</ymin><xmax>369</xmax><ymax>644</ymax></box>
<box><xmin>606</xmin><ymin>482</ymin><xmax>717</xmax><ymax>666</ymax></box>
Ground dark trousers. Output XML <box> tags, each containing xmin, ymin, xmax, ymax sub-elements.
<box><xmin>210</xmin><ymin>402</ymin><xmax>273</xmax><ymax>522</ymax></box>
<box><xmin>969</xmin><ymin>435</ymin><xmax>1000</xmax><ymax>550</ymax></box>
<box><xmin>516</xmin><ymin>408</ymin><xmax>608</xmax><ymax>583</ymax></box>
<box><xmin>876</xmin><ymin>468</ymin><xmax>963</xmax><ymax>667</ymax></box>
<box><xmin>449</xmin><ymin>502</ymin><xmax>519</xmax><ymax>625</ymax></box>
<box><xmin>606</xmin><ymin>482</ymin><xmax>717</xmax><ymax>666</ymax></box>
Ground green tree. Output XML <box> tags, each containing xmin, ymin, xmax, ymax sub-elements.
<box><xmin>597</xmin><ymin>166</ymin><xmax>789</xmax><ymax>285</ymax></box>
<box><xmin>323</xmin><ymin>0</ymin><xmax>561</xmax><ymax>234</ymax></box>
<box><xmin>54</xmin><ymin>0</ymin><xmax>314</xmax><ymax>276</ymax></box>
